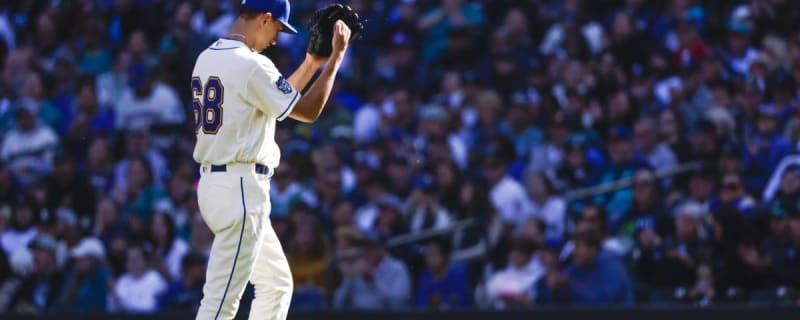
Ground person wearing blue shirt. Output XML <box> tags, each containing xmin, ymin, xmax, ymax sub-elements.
<box><xmin>537</xmin><ymin>229</ymin><xmax>634</xmax><ymax>306</ymax></box>
<box><xmin>159</xmin><ymin>252</ymin><xmax>206</xmax><ymax>312</ymax></box>
<box><xmin>743</xmin><ymin>106</ymin><xmax>792</xmax><ymax>192</ymax></box>
<box><xmin>416</xmin><ymin>237</ymin><xmax>472</xmax><ymax>309</ymax></box>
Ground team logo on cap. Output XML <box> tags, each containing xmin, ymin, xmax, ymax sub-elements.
<box><xmin>275</xmin><ymin>76</ymin><xmax>292</xmax><ymax>94</ymax></box>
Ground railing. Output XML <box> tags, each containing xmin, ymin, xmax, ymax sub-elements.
<box><xmin>564</xmin><ymin>161</ymin><xmax>704</xmax><ymax>201</ymax></box>
<box><xmin>362</xmin><ymin>161</ymin><xmax>706</xmax><ymax>251</ymax></box>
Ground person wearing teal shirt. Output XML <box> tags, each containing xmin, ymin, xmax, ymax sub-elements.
<box><xmin>418</xmin><ymin>0</ymin><xmax>484</xmax><ymax>62</ymax></box>
<box><xmin>56</xmin><ymin>238</ymin><xmax>112</xmax><ymax>312</ymax></box>
<box><xmin>115</xmin><ymin>156</ymin><xmax>168</xmax><ymax>227</ymax></box>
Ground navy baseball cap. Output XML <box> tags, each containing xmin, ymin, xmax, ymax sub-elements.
<box><xmin>241</xmin><ymin>0</ymin><xmax>298</xmax><ymax>34</ymax></box>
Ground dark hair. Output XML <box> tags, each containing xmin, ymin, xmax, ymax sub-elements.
<box><xmin>508</xmin><ymin>238</ymin><xmax>537</xmax><ymax>256</ymax></box>
<box><xmin>181</xmin><ymin>252</ymin><xmax>207</xmax><ymax>270</ymax></box>
<box><xmin>151</xmin><ymin>212</ymin><xmax>177</xmax><ymax>251</ymax></box>
<box><xmin>127</xmin><ymin>243</ymin><xmax>151</xmax><ymax>261</ymax></box>
<box><xmin>294</xmin><ymin>218</ymin><xmax>330</xmax><ymax>259</ymax></box>
<box><xmin>238</xmin><ymin>7</ymin><xmax>262</xmax><ymax>20</ymax></box>
<box><xmin>577</xmin><ymin>204</ymin><xmax>609</xmax><ymax>231</ymax></box>
<box><xmin>331</xmin><ymin>198</ymin><xmax>354</xmax><ymax>212</ymax></box>
<box><xmin>128</xmin><ymin>156</ymin><xmax>155</xmax><ymax>186</ymax></box>
<box><xmin>527</xmin><ymin>171</ymin><xmax>556</xmax><ymax>196</ymax></box>
<box><xmin>11</xmin><ymin>198</ymin><xmax>40</xmax><ymax>230</ymax></box>
<box><xmin>573</xmin><ymin>229</ymin><xmax>603</xmax><ymax>249</ymax></box>
<box><xmin>426</xmin><ymin>236</ymin><xmax>453</xmax><ymax>257</ymax></box>
<box><xmin>529</xmin><ymin>216</ymin><xmax>547</xmax><ymax>235</ymax></box>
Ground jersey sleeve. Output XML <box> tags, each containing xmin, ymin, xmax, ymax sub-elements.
<box><xmin>245</xmin><ymin>59</ymin><xmax>300</xmax><ymax>121</ymax></box>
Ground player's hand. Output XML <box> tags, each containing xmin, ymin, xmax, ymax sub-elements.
<box><xmin>332</xmin><ymin>20</ymin><xmax>351</xmax><ymax>55</ymax></box>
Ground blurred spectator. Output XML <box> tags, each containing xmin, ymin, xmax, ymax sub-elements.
<box><xmin>372</xmin><ymin>194</ymin><xmax>409</xmax><ymax>241</ymax></box>
<box><xmin>633</xmin><ymin>201</ymin><xmax>712</xmax><ymax>303</ymax></box>
<box><xmin>92</xmin><ymin>197</ymin><xmax>126</xmax><ymax>256</ymax></box>
<box><xmin>64</xmin><ymin>79</ymin><xmax>115</xmax><ymax>149</ymax></box>
<box><xmin>416</xmin><ymin>237</ymin><xmax>472</xmax><ymax>309</ymax></box>
<box><xmin>634</xmin><ymin>116</ymin><xmax>677</xmax><ymax>176</ymax></box>
<box><xmin>763</xmin><ymin>159</ymin><xmax>800</xmax><ymax>202</ymax></box>
<box><xmin>552</xmin><ymin>141</ymin><xmax>600</xmax><ymax>192</ymax></box>
<box><xmin>333</xmin><ymin>231</ymin><xmax>411</xmax><ymax>309</ymax></box>
<box><xmin>617</xmin><ymin>168</ymin><xmax>672</xmax><ymax>239</ymax></box>
<box><xmin>96</xmin><ymin>51</ymin><xmax>132</xmax><ymax>109</ymax></box>
<box><xmin>149</xmin><ymin>212</ymin><xmax>189</xmax><ymax>282</ymax></box>
<box><xmin>270</xmin><ymin>162</ymin><xmax>315</xmax><ymax>219</ymax></box>
<box><xmin>723</xmin><ymin>18</ymin><xmax>761</xmax><ymax>76</ymax></box>
<box><xmin>658</xmin><ymin>108</ymin><xmax>692</xmax><ymax>163</ymax></box>
<box><xmin>114</xmin><ymin>62</ymin><xmax>183</xmax><ymax>131</ymax></box>
<box><xmin>484</xmin><ymin>139</ymin><xmax>529</xmax><ymax>225</ymax></box>
<box><xmin>537</xmin><ymin>229</ymin><xmax>633</xmax><ymax>306</ymax></box>
<box><xmin>524</xmin><ymin>171</ymin><xmax>566</xmax><ymax>243</ymax></box>
<box><xmin>761</xmin><ymin>201</ymin><xmax>800</xmax><ymax>289</ymax></box>
<box><xmin>158</xmin><ymin>252</ymin><xmax>205</xmax><ymax>312</ymax></box>
<box><xmin>163</xmin><ymin>163</ymin><xmax>197</xmax><ymax>240</ymax></box>
<box><xmin>743</xmin><ymin>106</ymin><xmax>792</xmax><ymax>192</ymax></box>
<box><xmin>112</xmin><ymin>156</ymin><xmax>168</xmax><ymax>229</ymax></box>
<box><xmin>560</xmin><ymin>205</ymin><xmax>626</xmax><ymax>262</ymax></box>
<box><xmin>330</xmin><ymin>199</ymin><xmax>356</xmax><ymax>229</ymax></box>
<box><xmin>45</xmin><ymin>151</ymin><xmax>96</xmax><ymax>220</ymax></box>
<box><xmin>111</xmin><ymin>245</ymin><xmax>167</xmax><ymax>313</ymax></box>
<box><xmin>686</xmin><ymin>167</ymin><xmax>716</xmax><ymax>210</ymax></box>
<box><xmin>191</xmin><ymin>0</ymin><xmax>235</xmax><ymax>40</ymax></box>
<box><xmin>287</xmin><ymin>216</ymin><xmax>331</xmax><ymax>295</ymax></box>
<box><xmin>113</xmin><ymin>130</ymin><xmax>168</xmax><ymax>191</ymax></box>
<box><xmin>405</xmin><ymin>174</ymin><xmax>453</xmax><ymax>234</ymax></box>
<box><xmin>450</xmin><ymin>180</ymin><xmax>497</xmax><ymax>282</ymax></box>
<box><xmin>1</xmin><ymin>200</ymin><xmax>39</xmax><ymax>255</ymax></box>
<box><xmin>710</xmin><ymin>172</ymin><xmax>756</xmax><ymax>219</ymax></box>
<box><xmin>485</xmin><ymin>238</ymin><xmax>542</xmax><ymax>309</ymax></box>
<box><xmin>418</xmin><ymin>0</ymin><xmax>484</xmax><ymax>62</ymax></box>
<box><xmin>188</xmin><ymin>210</ymin><xmax>213</xmax><ymax>257</ymax></box>
<box><xmin>8</xmin><ymin>234</ymin><xmax>65</xmax><ymax>313</ymax></box>
<box><xmin>14</xmin><ymin>72</ymin><xmax>64</xmax><ymax>132</ymax></box>
<box><xmin>0</xmin><ymin>99</ymin><xmax>59</xmax><ymax>186</ymax></box>
<box><xmin>158</xmin><ymin>2</ymin><xmax>208</xmax><ymax>90</ymax></box>
<box><xmin>56</xmin><ymin>237</ymin><xmax>111</xmax><ymax>312</ymax></box>
<box><xmin>595</xmin><ymin>126</ymin><xmax>648</xmax><ymax>229</ymax></box>
<box><xmin>85</xmin><ymin>137</ymin><xmax>116</xmax><ymax>195</ymax></box>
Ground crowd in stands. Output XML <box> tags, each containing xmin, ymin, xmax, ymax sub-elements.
<box><xmin>1</xmin><ymin>0</ymin><xmax>800</xmax><ymax>315</ymax></box>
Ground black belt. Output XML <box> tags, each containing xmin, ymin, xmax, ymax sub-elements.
<box><xmin>210</xmin><ymin>164</ymin><xmax>271</xmax><ymax>175</ymax></box>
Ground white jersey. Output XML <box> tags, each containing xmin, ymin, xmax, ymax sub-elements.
<box><xmin>191</xmin><ymin>38</ymin><xmax>300</xmax><ymax>168</ymax></box>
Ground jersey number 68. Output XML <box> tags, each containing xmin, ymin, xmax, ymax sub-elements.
<box><xmin>191</xmin><ymin>76</ymin><xmax>224</xmax><ymax>134</ymax></box>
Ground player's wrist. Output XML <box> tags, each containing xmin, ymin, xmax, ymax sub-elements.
<box><xmin>328</xmin><ymin>51</ymin><xmax>345</xmax><ymax>64</ymax></box>
<box><xmin>305</xmin><ymin>53</ymin><xmax>327</xmax><ymax>68</ymax></box>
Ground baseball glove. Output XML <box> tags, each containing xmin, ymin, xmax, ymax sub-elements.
<box><xmin>307</xmin><ymin>3</ymin><xmax>363</xmax><ymax>57</ymax></box>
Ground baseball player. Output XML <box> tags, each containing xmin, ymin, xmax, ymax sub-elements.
<box><xmin>190</xmin><ymin>1</ymin><xmax>361</xmax><ymax>319</ymax></box>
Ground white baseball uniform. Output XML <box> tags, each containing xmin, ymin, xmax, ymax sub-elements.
<box><xmin>192</xmin><ymin>37</ymin><xmax>299</xmax><ymax>320</ymax></box>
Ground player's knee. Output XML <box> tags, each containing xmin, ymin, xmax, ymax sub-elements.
<box><xmin>253</xmin><ymin>270</ymin><xmax>292</xmax><ymax>295</ymax></box>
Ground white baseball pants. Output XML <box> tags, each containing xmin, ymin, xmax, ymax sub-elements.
<box><xmin>195</xmin><ymin>163</ymin><xmax>293</xmax><ymax>320</ymax></box>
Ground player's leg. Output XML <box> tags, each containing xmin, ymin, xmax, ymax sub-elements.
<box><xmin>248</xmin><ymin>180</ymin><xmax>293</xmax><ymax>320</ymax></box>
<box><xmin>196</xmin><ymin>173</ymin><xmax>267</xmax><ymax>320</ymax></box>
